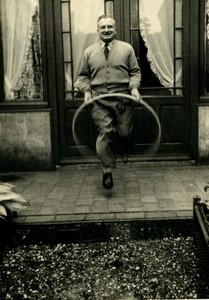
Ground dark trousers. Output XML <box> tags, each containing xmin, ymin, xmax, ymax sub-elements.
<box><xmin>91</xmin><ymin>96</ymin><xmax>133</xmax><ymax>168</ymax></box>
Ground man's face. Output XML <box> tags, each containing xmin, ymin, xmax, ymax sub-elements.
<box><xmin>97</xmin><ymin>17</ymin><xmax>117</xmax><ymax>43</ymax></box>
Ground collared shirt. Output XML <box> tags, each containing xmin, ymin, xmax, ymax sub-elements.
<box><xmin>101</xmin><ymin>40</ymin><xmax>112</xmax><ymax>52</ymax></box>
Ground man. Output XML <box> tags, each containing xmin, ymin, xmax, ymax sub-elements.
<box><xmin>76</xmin><ymin>14</ymin><xmax>141</xmax><ymax>189</ymax></box>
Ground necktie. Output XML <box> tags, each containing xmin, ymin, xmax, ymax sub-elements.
<box><xmin>104</xmin><ymin>43</ymin><xmax>109</xmax><ymax>60</ymax></box>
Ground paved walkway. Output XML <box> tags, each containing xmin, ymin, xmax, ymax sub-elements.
<box><xmin>2</xmin><ymin>162</ymin><xmax>209</xmax><ymax>225</ymax></box>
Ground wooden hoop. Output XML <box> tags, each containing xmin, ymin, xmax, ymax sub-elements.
<box><xmin>72</xmin><ymin>93</ymin><xmax>161</xmax><ymax>157</ymax></box>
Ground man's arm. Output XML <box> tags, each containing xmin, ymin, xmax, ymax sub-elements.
<box><xmin>75</xmin><ymin>51</ymin><xmax>92</xmax><ymax>104</ymax></box>
<box><xmin>128</xmin><ymin>47</ymin><xmax>141</xmax><ymax>90</ymax></box>
<box><xmin>128</xmin><ymin>47</ymin><xmax>142</xmax><ymax>102</ymax></box>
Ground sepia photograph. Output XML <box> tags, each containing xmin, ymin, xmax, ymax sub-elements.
<box><xmin>0</xmin><ymin>0</ymin><xmax>209</xmax><ymax>299</ymax></box>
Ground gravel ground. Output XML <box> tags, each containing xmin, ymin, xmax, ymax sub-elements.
<box><xmin>0</xmin><ymin>235</ymin><xmax>209</xmax><ymax>300</ymax></box>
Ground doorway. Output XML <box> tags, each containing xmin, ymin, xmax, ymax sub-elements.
<box><xmin>53</xmin><ymin>0</ymin><xmax>193</xmax><ymax>163</ymax></box>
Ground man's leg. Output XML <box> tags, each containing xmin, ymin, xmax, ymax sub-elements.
<box><xmin>91</xmin><ymin>101</ymin><xmax>116</xmax><ymax>189</ymax></box>
<box><xmin>96</xmin><ymin>130</ymin><xmax>116</xmax><ymax>169</ymax></box>
<box><xmin>115</xmin><ymin>99</ymin><xmax>134</xmax><ymax>163</ymax></box>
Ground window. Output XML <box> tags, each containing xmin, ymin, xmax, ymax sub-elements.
<box><xmin>60</xmin><ymin>0</ymin><xmax>104</xmax><ymax>101</ymax></box>
<box><xmin>205</xmin><ymin>0</ymin><xmax>209</xmax><ymax>94</ymax></box>
<box><xmin>60</xmin><ymin>0</ymin><xmax>183</xmax><ymax>99</ymax></box>
<box><xmin>199</xmin><ymin>0</ymin><xmax>209</xmax><ymax>96</ymax></box>
<box><xmin>0</xmin><ymin>0</ymin><xmax>43</xmax><ymax>101</ymax></box>
<box><xmin>137</xmin><ymin>0</ymin><xmax>183</xmax><ymax>95</ymax></box>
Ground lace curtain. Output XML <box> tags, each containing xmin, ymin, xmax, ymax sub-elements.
<box><xmin>0</xmin><ymin>0</ymin><xmax>38</xmax><ymax>100</ymax></box>
<box><xmin>139</xmin><ymin>0</ymin><xmax>182</xmax><ymax>88</ymax></box>
<box><xmin>206</xmin><ymin>0</ymin><xmax>209</xmax><ymax>39</ymax></box>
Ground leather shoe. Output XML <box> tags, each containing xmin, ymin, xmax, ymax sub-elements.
<box><xmin>103</xmin><ymin>172</ymin><xmax>113</xmax><ymax>189</ymax></box>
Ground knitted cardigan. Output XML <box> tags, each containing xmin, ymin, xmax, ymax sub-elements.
<box><xmin>76</xmin><ymin>39</ymin><xmax>141</xmax><ymax>94</ymax></box>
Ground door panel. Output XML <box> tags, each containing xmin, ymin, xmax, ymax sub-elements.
<box><xmin>161</xmin><ymin>106</ymin><xmax>182</xmax><ymax>143</ymax></box>
<box><xmin>65</xmin><ymin>104</ymin><xmax>97</xmax><ymax>158</ymax></box>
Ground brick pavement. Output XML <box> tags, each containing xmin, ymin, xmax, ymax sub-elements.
<box><xmin>2</xmin><ymin>162</ymin><xmax>209</xmax><ymax>225</ymax></box>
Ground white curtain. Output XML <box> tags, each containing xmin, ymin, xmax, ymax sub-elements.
<box><xmin>139</xmin><ymin>0</ymin><xmax>182</xmax><ymax>88</ymax></box>
<box><xmin>206</xmin><ymin>0</ymin><xmax>209</xmax><ymax>39</ymax></box>
<box><xmin>71</xmin><ymin>0</ymin><xmax>104</xmax><ymax>89</ymax></box>
<box><xmin>0</xmin><ymin>0</ymin><xmax>38</xmax><ymax>100</ymax></box>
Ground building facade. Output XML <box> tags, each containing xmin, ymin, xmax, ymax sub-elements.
<box><xmin>0</xmin><ymin>0</ymin><xmax>208</xmax><ymax>171</ymax></box>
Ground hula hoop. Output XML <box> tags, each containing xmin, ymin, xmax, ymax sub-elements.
<box><xmin>72</xmin><ymin>93</ymin><xmax>161</xmax><ymax>157</ymax></box>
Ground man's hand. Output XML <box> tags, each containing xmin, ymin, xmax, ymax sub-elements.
<box><xmin>84</xmin><ymin>90</ymin><xmax>92</xmax><ymax>105</ymax></box>
<box><xmin>131</xmin><ymin>88</ymin><xmax>142</xmax><ymax>103</ymax></box>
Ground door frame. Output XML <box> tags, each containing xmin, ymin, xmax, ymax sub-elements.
<box><xmin>46</xmin><ymin>0</ymin><xmax>200</xmax><ymax>164</ymax></box>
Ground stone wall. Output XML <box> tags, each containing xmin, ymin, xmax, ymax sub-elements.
<box><xmin>0</xmin><ymin>111</ymin><xmax>53</xmax><ymax>171</ymax></box>
<box><xmin>198</xmin><ymin>105</ymin><xmax>209</xmax><ymax>163</ymax></box>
